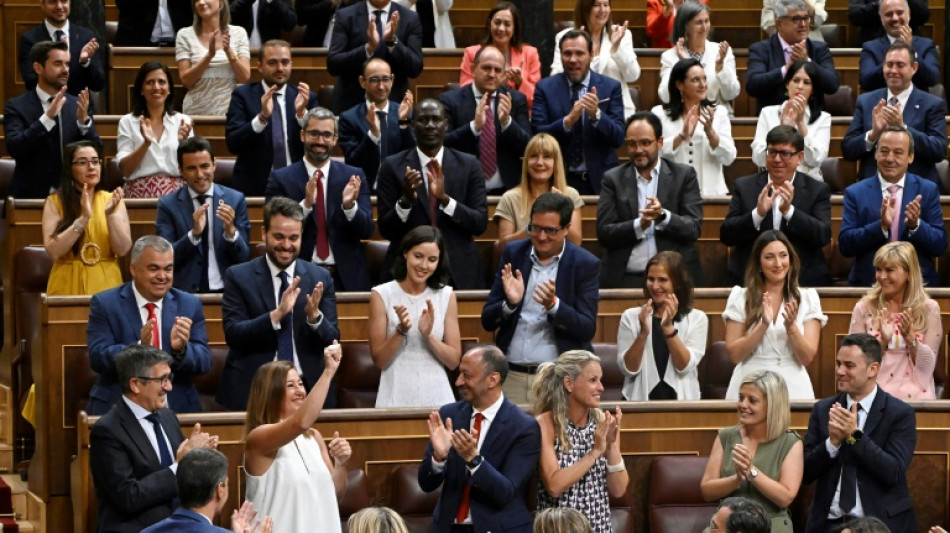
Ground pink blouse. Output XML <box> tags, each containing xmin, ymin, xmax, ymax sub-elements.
<box><xmin>459</xmin><ymin>44</ymin><xmax>541</xmax><ymax>111</ymax></box>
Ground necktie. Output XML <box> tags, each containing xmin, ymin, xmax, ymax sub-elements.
<box><xmin>144</xmin><ymin>303</ymin><xmax>160</xmax><ymax>349</ymax></box>
<box><xmin>888</xmin><ymin>96</ymin><xmax>899</xmax><ymax>107</ymax></box>
<box><xmin>838</xmin><ymin>404</ymin><xmax>863</xmax><ymax>513</ymax></box>
<box><xmin>373</xmin><ymin>10</ymin><xmax>385</xmax><ymax>52</ymax></box>
<box><xmin>455</xmin><ymin>413</ymin><xmax>484</xmax><ymax>523</ymax></box>
<box><xmin>887</xmin><ymin>184</ymin><xmax>900</xmax><ymax>241</ymax></box>
<box><xmin>271</xmin><ymin>92</ymin><xmax>287</xmax><ymax>169</ymax></box>
<box><xmin>48</xmin><ymin>96</ymin><xmax>64</xmax><ymax>168</ymax></box>
<box><xmin>54</xmin><ymin>29</ymin><xmax>65</xmax><ymax>44</ymax></box>
<box><xmin>479</xmin><ymin>94</ymin><xmax>497</xmax><ymax>180</ymax></box>
<box><xmin>145</xmin><ymin>413</ymin><xmax>174</xmax><ymax>468</ymax></box>
<box><xmin>569</xmin><ymin>82</ymin><xmax>585</xmax><ymax>169</ymax></box>
<box><xmin>377</xmin><ymin>110</ymin><xmax>389</xmax><ymax>160</ymax></box>
<box><xmin>783</xmin><ymin>46</ymin><xmax>792</xmax><ymax>64</ymax></box>
<box><xmin>196</xmin><ymin>194</ymin><xmax>211</xmax><ymax>292</ymax></box>
<box><xmin>314</xmin><ymin>170</ymin><xmax>330</xmax><ymax>260</ymax></box>
<box><xmin>426</xmin><ymin>160</ymin><xmax>439</xmax><ymax>227</ymax></box>
<box><xmin>276</xmin><ymin>271</ymin><xmax>294</xmax><ymax>361</ymax></box>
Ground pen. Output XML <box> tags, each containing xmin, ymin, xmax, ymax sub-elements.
<box><xmin>598</xmin><ymin>98</ymin><xmax>610</xmax><ymax>103</ymax></box>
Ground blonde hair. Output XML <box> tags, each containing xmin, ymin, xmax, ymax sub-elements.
<box><xmin>861</xmin><ymin>241</ymin><xmax>929</xmax><ymax>334</ymax></box>
<box><xmin>347</xmin><ymin>507</ymin><xmax>409</xmax><ymax>533</ymax></box>
<box><xmin>534</xmin><ymin>507</ymin><xmax>594</xmax><ymax>533</ymax></box>
<box><xmin>743</xmin><ymin>231</ymin><xmax>802</xmax><ymax>330</ymax></box>
<box><xmin>193</xmin><ymin>0</ymin><xmax>232</xmax><ymax>31</ymax></box>
<box><xmin>244</xmin><ymin>361</ymin><xmax>312</xmax><ymax>439</ymax></box>
<box><xmin>738</xmin><ymin>370</ymin><xmax>790</xmax><ymax>441</ymax></box>
<box><xmin>517</xmin><ymin>133</ymin><xmax>568</xmax><ymax>218</ymax></box>
<box><xmin>533</xmin><ymin>350</ymin><xmax>604</xmax><ymax>453</ymax></box>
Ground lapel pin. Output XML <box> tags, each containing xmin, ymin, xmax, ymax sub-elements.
<box><xmin>218</xmin><ymin>199</ymin><xmax>225</xmax><ymax>206</ymax></box>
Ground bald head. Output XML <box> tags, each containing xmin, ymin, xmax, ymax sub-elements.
<box><xmin>472</xmin><ymin>45</ymin><xmax>506</xmax><ymax>94</ymax></box>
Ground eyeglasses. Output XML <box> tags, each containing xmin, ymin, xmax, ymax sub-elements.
<box><xmin>783</xmin><ymin>15</ymin><xmax>811</xmax><ymax>24</ymax></box>
<box><xmin>766</xmin><ymin>149</ymin><xmax>802</xmax><ymax>160</ymax></box>
<box><xmin>304</xmin><ymin>130</ymin><xmax>336</xmax><ymax>141</ymax></box>
<box><xmin>365</xmin><ymin>76</ymin><xmax>393</xmax><ymax>84</ymax></box>
<box><xmin>72</xmin><ymin>158</ymin><xmax>101</xmax><ymax>167</ymax></box>
<box><xmin>136</xmin><ymin>373</ymin><xmax>174</xmax><ymax>386</ymax></box>
<box><xmin>624</xmin><ymin>138</ymin><xmax>656</xmax><ymax>149</ymax></box>
<box><xmin>526</xmin><ymin>224</ymin><xmax>563</xmax><ymax>237</ymax></box>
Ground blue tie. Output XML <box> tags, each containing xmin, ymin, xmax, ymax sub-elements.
<box><xmin>196</xmin><ymin>194</ymin><xmax>210</xmax><ymax>292</ymax></box>
<box><xmin>373</xmin><ymin>10</ymin><xmax>385</xmax><ymax>54</ymax></box>
<box><xmin>277</xmin><ymin>271</ymin><xmax>294</xmax><ymax>362</ymax></box>
<box><xmin>53</xmin><ymin>29</ymin><xmax>65</xmax><ymax>44</ymax></box>
<box><xmin>145</xmin><ymin>413</ymin><xmax>173</xmax><ymax>468</ymax></box>
<box><xmin>569</xmin><ymin>82</ymin><xmax>585</xmax><ymax>169</ymax></box>
<box><xmin>271</xmin><ymin>93</ymin><xmax>287</xmax><ymax>169</ymax></box>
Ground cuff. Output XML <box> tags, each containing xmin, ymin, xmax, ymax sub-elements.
<box><xmin>655</xmin><ymin>210</ymin><xmax>672</xmax><ymax>230</ymax></box>
<box><xmin>224</xmin><ymin>229</ymin><xmax>239</xmax><ymax>242</ymax></box>
<box><xmin>395</xmin><ymin>201</ymin><xmax>411</xmax><ymax>221</ymax></box>
<box><xmin>367</xmin><ymin>129</ymin><xmax>381</xmax><ymax>144</ymax></box>
<box><xmin>751</xmin><ymin>209</ymin><xmax>765</xmax><ymax>230</ymax></box>
<box><xmin>252</xmin><ymin>115</ymin><xmax>267</xmax><ymax>133</ymax></box>
<box><xmin>40</xmin><ymin>114</ymin><xmax>56</xmax><ymax>131</ymax></box>
<box><xmin>188</xmin><ymin>230</ymin><xmax>201</xmax><ymax>245</ymax></box>
<box><xmin>431</xmin><ymin>456</ymin><xmax>446</xmax><ymax>472</ymax></box>
<box><xmin>470</xmin><ymin>121</ymin><xmax>481</xmax><ymax>137</ymax></box>
<box><xmin>783</xmin><ymin>205</ymin><xmax>795</xmax><ymax>221</ymax></box>
<box><xmin>825</xmin><ymin>437</ymin><xmax>840</xmax><ymax>458</ymax></box>
<box><xmin>633</xmin><ymin>218</ymin><xmax>647</xmax><ymax>239</ymax></box>
<box><xmin>864</xmin><ymin>131</ymin><xmax>876</xmax><ymax>151</ymax></box>
<box><xmin>307</xmin><ymin>312</ymin><xmax>324</xmax><ymax>328</ymax></box>
<box><xmin>441</xmin><ymin>198</ymin><xmax>457</xmax><ymax>217</ymax></box>
<box><xmin>300</xmin><ymin>199</ymin><xmax>313</xmax><ymax>217</ymax></box>
<box><xmin>342</xmin><ymin>202</ymin><xmax>358</xmax><ymax>220</ymax></box>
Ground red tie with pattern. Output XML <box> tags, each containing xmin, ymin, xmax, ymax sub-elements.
<box><xmin>426</xmin><ymin>160</ymin><xmax>439</xmax><ymax>227</ymax></box>
<box><xmin>455</xmin><ymin>413</ymin><xmax>484</xmax><ymax>523</ymax></box>
<box><xmin>479</xmin><ymin>95</ymin><xmax>497</xmax><ymax>180</ymax></box>
<box><xmin>314</xmin><ymin>170</ymin><xmax>330</xmax><ymax>260</ymax></box>
<box><xmin>144</xmin><ymin>303</ymin><xmax>160</xmax><ymax>348</ymax></box>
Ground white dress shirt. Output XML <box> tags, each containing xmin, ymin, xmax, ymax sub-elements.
<box><xmin>132</xmin><ymin>284</ymin><xmax>163</xmax><ymax>350</ymax></box>
<box><xmin>825</xmin><ymin>385</ymin><xmax>879</xmax><ymax>519</ymax></box>
<box><xmin>122</xmin><ymin>395</ymin><xmax>178</xmax><ymax>473</ymax></box>
<box><xmin>395</xmin><ymin>147</ymin><xmax>458</xmax><ymax>220</ymax></box>
<box><xmin>298</xmin><ymin>157</ymin><xmax>359</xmax><ymax>264</ymax></box>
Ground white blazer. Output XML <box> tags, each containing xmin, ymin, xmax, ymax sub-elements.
<box><xmin>652</xmin><ymin>103</ymin><xmax>736</xmax><ymax>196</ymax></box>
<box><xmin>657</xmin><ymin>39</ymin><xmax>740</xmax><ymax>113</ymax></box>
<box><xmin>394</xmin><ymin>0</ymin><xmax>455</xmax><ymax>48</ymax></box>
<box><xmin>750</xmin><ymin>103</ymin><xmax>831</xmax><ymax>181</ymax></box>
<box><xmin>616</xmin><ymin>307</ymin><xmax>709</xmax><ymax>401</ymax></box>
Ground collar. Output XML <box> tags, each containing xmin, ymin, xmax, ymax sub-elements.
<box><xmin>188</xmin><ymin>184</ymin><xmax>215</xmax><ymax>201</ymax></box>
<box><xmin>44</xmin><ymin>19</ymin><xmax>69</xmax><ymax>39</ymax></box>
<box><xmin>304</xmin><ymin>157</ymin><xmax>332</xmax><ymax>181</ymax></box>
<box><xmin>887</xmin><ymin>85</ymin><xmax>913</xmax><ymax>103</ymax></box>
<box><xmin>367</xmin><ymin>99</ymin><xmax>388</xmax><ymax>113</ymax></box>
<box><xmin>132</xmin><ymin>282</ymin><xmax>164</xmax><ymax>307</ymax></box>
<box><xmin>261</xmin><ymin>80</ymin><xmax>286</xmax><ymax>97</ymax></box>
<box><xmin>847</xmin><ymin>384</ymin><xmax>878</xmax><ymax>413</ymax></box>
<box><xmin>637</xmin><ymin>160</ymin><xmax>662</xmax><ymax>183</ymax></box>
<box><xmin>122</xmin><ymin>394</ymin><xmax>154</xmax><ymax>421</ymax></box>
<box><xmin>416</xmin><ymin>147</ymin><xmax>445</xmax><ymax>170</ymax></box>
<box><xmin>36</xmin><ymin>86</ymin><xmax>56</xmax><ymax>105</ymax></box>
<box><xmin>878</xmin><ymin>173</ymin><xmax>907</xmax><ymax>191</ymax></box>
<box><xmin>777</xmin><ymin>33</ymin><xmax>802</xmax><ymax>52</ymax></box>
<box><xmin>472</xmin><ymin>84</ymin><xmax>495</xmax><ymax>100</ymax></box>
<box><xmin>473</xmin><ymin>393</ymin><xmax>505</xmax><ymax>425</ymax></box>
<box><xmin>265</xmin><ymin>254</ymin><xmax>296</xmax><ymax>280</ymax></box>
<box><xmin>366</xmin><ymin>0</ymin><xmax>391</xmax><ymax>14</ymax></box>
<box><xmin>530</xmin><ymin>240</ymin><xmax>567</xmax><ymax>265</ymax></box>
<box><xmin>565</xmin><ymin>70</ymin><xmax>592</xmax><ymax>89</ymax></box>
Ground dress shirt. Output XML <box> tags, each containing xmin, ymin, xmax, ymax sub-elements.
<box><xmin>395</xmin><ymin>147</ymin><xmax>458</xmax><ymax>220</ymax></box>
<box><xmin>44</xmin><ymin>19</ymin><xmax>70</xmax><ymax>49</ymax></box>
<box><xmin>116</xmin><ymin>113</ymin><xmax>193</xmax><ymax>179</ymax></box>
<box><xmin>186</xmin><ymin>184</ymin><xmax>238</xmax><ymax>290</ymax></box>
<box><xmin>265</xmin><ymin>255</ymin><xmax>324</xmax><ymax>377</ymax></box>
<box><xmin>298</xmin><ymin>157</ymin><xmax>359</xmax><ymax>264</ymax></box>
<box><xmin>627</xmin><ymin>162</ymin><xmax>671</xmax><ymax>273</ymax></box>
<box><xmin>750</xmin><ymin>176</ymin><xmax>796</xmax><ymax>230</ymax></box>
<box><xmin>132</xmin><ymin>284</ymin><xmax>163</xmax><ymax>350</ymax></box>
<box><xmin>878</xmin><ymin>174</ymin><xmax>916</xmax><ymax>238</ymax></box>
<box><xmin>503</xmin><ymin>243</ymin><xmax>565</xmax><ymax>364</ymax></box>
<box><xmin>864</xmin><ymin>86</ymin><xmax>913</xmax><ymax>151</ymax></box>
<box><xmin>561</xmin><ymin>70</ymin><xmax>601</xmax><ymax>158</ymax></box>
<box><xmin>122</xmin><ymin>395</ymin><xmax>178</xmax><ymax>473</ymax></box>
<box><xmin>469</xmin><ymin>85</ymin><xmax>513</xmax><ymax>191</ymax></box>
<box><xmin>430</xmin><ymin>393</ymin><xmax>505</xmax><ymax>475</ymax></box>
<box><xmin>777</xmin><ymin>34</ymin><xmax>798</xmax><ymax>77</ymax></box>
<box><xmin>825</xmin><ymin>384</ymin><xmax>879</xmax><ymax>519</ymax></box>
<box><xmin>36</xmin><ymin>86</ymin><xmax>92</xmax><ymax>133</ymax></box>
<box><xmin>150</xmin><ymin>0</ymin><xmax>176</xmax><ymax>43</ymax></box>
<box><xmin>251</xmin><ymin>81</ymin><xmax>304</xmax><ymax>166</ymax></box>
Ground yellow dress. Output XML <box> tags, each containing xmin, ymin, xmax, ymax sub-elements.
<box><xmin>45</xmin><ymin>191</ymin><xmax>123</xmax><ymax>296</ymax></box>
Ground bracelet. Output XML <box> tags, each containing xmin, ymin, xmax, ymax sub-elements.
<box><xmin>664</xmin><ymin>328</ymin><xmax>678</xmax><ymax>339</ymax></box>
<box><xmin>606</xmin><ymin>462</ymin><xmax>626</xmax><ymax>473</ymax></box>
<box><xmin>71</xmin><ymin>220</ymin><xmax>87</xmax><ymax>233</ymax></box>
<box><xmin>395</xmin><ymin>326</ymin><xmax>408</xmax><ymax>336</ymax></box>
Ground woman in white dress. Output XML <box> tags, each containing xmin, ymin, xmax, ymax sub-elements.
<box><xmin>176</xmin><ymin>0</ymin><xmax>250</xmax><ymax>116</ymax></box>
<box><xmin>551</xmin><ymin>0</ymin><xmax>640</xmax><ymax>119</ymax></box>
<box><xmin>244</xmin><ymin>345</ymin><xmax>351</xmax><ymax>533</ymax></box>
<box><xmin>116</xmin><ymin>61</ymin><xmax>194</xmax><ymax>198</ymax></box>
<box><xmin>617</xmin><ymin>251</ymin><xmax>708</xmax><ymax>401</ymax></box>
<box><xmin>750</xmin><ymin>60</ymin><xmax>831</xmax><ymax>181</ymax></box>
<box><xmin>657</xmin><ymin>1</ymin><xmax>740</xmax><ymax>115</ymax></box>
<box><xmin>723</xmin><ymin>230</ymin><xmax>825</xmax><ymax>400</ymax></box>
<box><xmin>369</xmin><ymin>225</ymin><xmax>461</xmax><ymax>408</ymax></box>
<box><xmin>652</xmin><ymin>57</ymin><xmax>735</xmax><ymax>197</ymax></box>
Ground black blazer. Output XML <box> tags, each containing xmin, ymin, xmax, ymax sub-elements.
<box><xmin>803</xmin><ymin>389</ymin><xmax>918</xmax><ymax>533</ymax></box>
<box><xmin>114</xmin><ymin>0</ymin><xmax>192</xmax><ymax>46</ymax></box>
<box><xmin>596</xmin><ymin>158</ymin><xmax>704</xmax><ymax>287</ymax></box>
<box><xmin>296</xmin><ymin>0</ymin><xmax>338</xmax><ymax>46</ymax></box>
<box><xmin>338</xmin><ymin>99</ymin><xmax>415</xmax><ymax>188</ymax></box>
<box><xmin>327</xmin><ymin>1</ymin><xmax>423</xmax><ymax>113</ymax></box>
<box><xmin>230</xmin><ymin>0</ymin><xmax>297</xmax><ymax>42</ymax></box>
<box><xmin>439</xmin><ymin>84</ymin><xmax>531</xmax><ymax>191</ymax></box>
<box><xmin>90</xmin><ymin>400</ymin><xmax>184</xmax><ymax>533</ymax></box>
<box><xmin>745</xmin><ymin>35</ymin><xmax>839</xmax><ymax>112</ymax></box>
<box><xmin>719</xmin><ymin>171</ymin><xmax>832</xmax><ymax>286</ymax></box>
<box><xmin>376</xmin><ymin>147</ymin><xmax>488</xmax><ymax>289</ymax></box>
<box><xmin>265</xmin><ymin>160</ymin><xmax>375</xmax><ymax>291</ymax></box>
<box><xmin>3</xmin><ymin>90</ymin><xmax>102</xmax><ymax>198</ymax></box>
<box><xmin>219</xmin><ymin>257</ymin><xmax>340</xmax><ymax>410</ymax></box>
<box><xmin>18</xmin><ymin>23</ymin><xmax>105</xmax><ymax>95</ymax></box>
<box><xmin>225</xmin><ymin>82</ymin><xmax>318</xmax><ymax>196</ymax></box>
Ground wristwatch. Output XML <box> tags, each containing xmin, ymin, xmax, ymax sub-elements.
<box><xmin>467</xmin><ymin>455</ymin><xmax>483</xmax><ymax>469</ymax></box>
<box><xmin>846</xmin><ymin>428</ymin><xmax>863</xmax><ymax>445</ymax></box>
<box><xmin>748</xmin><ymin>466</ymin><xmax>759</xmax><ymax>480</ymax></box>
<box><xmin>386</xmin><ymin>35</ymin><xmax>399</xmax><ymax>47</ymax></box>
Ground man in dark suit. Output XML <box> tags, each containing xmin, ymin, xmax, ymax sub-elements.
<box><xmin>266</xmin><ymin>107</ymin><xmax>375</xmax><ymax>291</ymax></box>
<box><xmin>230</xmin><ymin>0</ymin><xmax>297</xmax><ymax>48</ymax></box>
<box><xmin>297</xmin><ymin>0</ymin><xmax>357</xmax><ymax>46</ymax></box>
<box><xmin>142</xmin><ymin>449</ymin><xmax>266</xmax><ymax>533</ymax></box>
<box><xmin>338</xmin><ymin>57</ymin><xmax>415</xmax><ymax>189</ymax></box>
<box><xmin>18</xmin><ymin>0</ymin><xmax>105</xmax><ymax>96</ymax></box>
<box><xmin>746</xmin><ymin>0</ymin><xmax>839</xmax><ymax>112</ymax></box>
<box><xmin>481</xmin><ymin>193</ymin><xmax>600</xmax><ymax>403</ymax></box>
<box><xmin>532</xmin><ymin>30</ymin><xmax>624</xmax><ymax>195</ymax></box>
<box><xmin>597</xmin><ymin>111</ymin><xmax>703</xmax><ymax>288</ymax></box>
<box><xmin>842</xmin><ymin>41</ymin><xmax>946</xmax><ymax>188</ymax></box>
<box><xmin>839</xmin><ymin>126</ymin><xmax>945</xmax><ymax>286</ymax></box>
<box><xmin>849</xmin><ymin>0</ymin><xmax>929</xmax><ymax>44</ymax></box>
<box><xmin>720</xmin><ymin>125</ymin><xmax>832</xmax><ymax>286</ymax></box>
<box><xmin>803</xmin><ymin>333</ymin><xmax>918</xmax><ymax>533</ymax></box>
<box><xmin>115</xmin><ymin>0</ymin><xmax>191</xmax><ymax>46</ymax></box>
<box><xmin>377</xmin><ymin>98</ymin><xmax>488</xmax><ymax>289</ymax></box>
<box><xmin>156</xmin><ymin>137</ymin><xmax>251</xmax><ymax>293</ymax></box>
<box><xmin>327</xmin><ymin>0</ymin><xmax>423</xmax><ymax>113</ymax></box>
<box><xmin>90</xmin><ymin>345</ymin><xmax>218</xmax><ymax>533</ymax></box>
<box><xmin>5</xmin><ymin>40</ymin><xmax>101</xmax><ymax>199</ymax></box>
<box><xmin>419</xmin><ymin>345</ymin><xmax>541</xmax><ymax>533</ymax></box>
<box><xmin>858</xmin><ymin>0</ymin><xmax>939</xmax><ymax>92</ymax></box>
<box><xmin>440</xmin><ymin>45</ymin><xmax>530</xmax><ymax>195</ymax></box>
<box><xmin>87</xmin><ymin>235</ymin><xmax>212</xmax><ymax>415</ymax></box>
<box><xmin>225</xmin><ymin>40</ymin><xmax>318</xmax><ymax>196</ymax></box>
<box><xmin>219</xmin><ymin>197</ymin><xmax>340</xmax><ymax>411</ymax></box>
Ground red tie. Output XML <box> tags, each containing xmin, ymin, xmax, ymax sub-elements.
<box><xmin>479</xmin><ymin>95</ymin><xmax>497</xmax><ymax>180</ymax></box>
<box><xmin>144</xmin><ymin>303</ymin><xmax>160</xmax><ymax>348</ymax></box>
<box><xmin>455</xmin><ymin>413</ymin><xmax>484</xmax><ymax>523</ymax></box>
<box><xmin>314</xmin><ymin>170</ymin><xmax>330</xmax><ymax>260</ymax></box>
<box><xmin>426</xmin><ymin>160</ymin><xmax>439</xmax><ymax>227</ymax></box>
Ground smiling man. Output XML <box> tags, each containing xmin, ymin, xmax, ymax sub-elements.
<box><xmin>86</xmin><ymin>235</ymin><xmax>212</xmax><ymax>415</ymax></box>
<box><xmin>18</xmin><ymin>0</ymin><xmax>105</xmax><ymax>95</ymax></box>
<box><xmin>858</xmin><ymin>0</ymin><xmax>940</xmax><ymax>92</ymax></box>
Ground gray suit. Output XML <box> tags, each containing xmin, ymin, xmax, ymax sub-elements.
<box><xmin>596</xmin><ymin>158</ymin><xmax>703</xmax><ymax>287</ymax></box>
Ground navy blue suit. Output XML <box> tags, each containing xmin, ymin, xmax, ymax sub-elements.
<box><xmin>746</xmin><ymin>35</ymin><xmax>840</xmax><ymax>112</ymax></box>
<box><xmin>803</xmin><ymin>389</ymin><xmax>918</xmax><ymax>533</ymax></box>
<box><xmin>230</xmin><ymin>0</ymin><xmax>297</xmax><ymax>42</ymax></box>
<box><xmin>376</xmin><ymin>147</ymin><xmax>488</xmax><ymax>289</ymax></box>
<box><xmin>86</xmin><ymin>284</ymin><xmax>212</xmax><ymax>415</ymax></box>
<box><xmin>481</xmin><ymin>239</ymin><xmax>600</xmax><ymax>354</ymax></box>
<box><xmin>155</xmin><ymin>185</ymin><xmax>251</xmax><ymax>293</ymax></box>
<box><xmin>419</xmin><ymin>397</ymin><xmax>541</xmax><ymax>533</ymax></box>
<box><xmin>841</xmin><ymin>88</ymin><xmax>947</xmax><ymax>188</ymax></box>
<box><xmin>18</xmin><ymin>23</ymin><xmax>106</xmax><ymax>96</ymax></box>
<box><xmin>531</xmin><ymin>71</ymin><xmax>625</xmax><ymax>194</ymax></box>
<box><xmin>338</xmin><ymin>100</ymin><xmax>415</xmax><ymax>188</ymax></box>
<box><xmin>90</xmin><ymin>400</ymin><xmax>185</xmax><ymax>533</ymax></box>
<box><xmin>225</xmin><ymin>82</ymin><xmax>318</xmax><ymax>196</ymax></box>
<box><xmin>3</xmin><ymin>90</ymin><xmax>101</xmax><ymax>198</ymax></box>
<box><xmin>264</xmin><ymin>160</ymin><xmax>375</xmax><ymax>291</ymax></box>
<box><xmin>142</xmin><ymin>508</ymin><xmax>230</xmax><ymax>533</ymax></box>
<box><xmin>859</xmin><ymin>35</ymin><xmax>940</xmax><ymax>92</ymax></box>
<box><xmin>440</xmin><ymin>84</ymin><xmax>531</xmax><ymax>192</ymax></box>
<box><xmin>218</xmin><ymin>257</ymin><xmax>340</xmax><ymax>410</ymax></box>
<box><xmin>838</xmin><ymin>173</ymin><xmax>946</xmax><ymax>286</ymax></box>
<box><xmin>327</xmin><ymin>1</ymin><xmax>424</xmax><ymax>113</ymax></box>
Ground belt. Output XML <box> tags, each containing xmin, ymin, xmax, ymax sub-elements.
<box><xmin>508</xmin><ymin>362</ymin><xmax>540</xmax><ymax>374</ymax></box>
<box><xmin>316</xmin><ymin>263</ymin><xmax>337</xmax><ymax>274</ymax></box>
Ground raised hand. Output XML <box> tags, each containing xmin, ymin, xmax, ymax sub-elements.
<box><xmin>896</xmin><ymin>308</ymin><xmax>914</xmax><ymax>341</ymax></box>
<box><xmin>827</xmin><ymin>402</ymin><xmax>857</xmax><ymax>446</ymax></box>
<box><xmin>80</xmin><ymin>183</ymin><xmax>94</xmax><ymax>220</ymax></box>
<box><xmin>781</xmin><ymin>299</ymin><xmax>799</xmax><ymax>330</ymax></box>
<box><xmin>79</xmin><ymin>38</ymin><xmax>99</xmax><ymax>63</ymax></box>
<box><xmin>532</xmin><ymin>278</ymin><xmax>557</xmax><ymax>310</ymax></box>
<box><xmin>304</xmin><ymin>282</ymin><xmax>325</xmax><ymax>323</ymax></box>
<box><xmin>580</xmin><ymin>86</ymin><xmax>600</xmax><ymax>119</ymax></box>
<box><xmin>427</xmin><ymin>159</ymin><xmax>445</xmax><ymax>204</ymax></box>
<box><xmin>169</xmin><ymin>316</ymin><xmax>193</xmax><ymax>352</ymax></box>
<box><xmin>76</xmin><ymin>87</ymin><xmax>90</xmax><ymax>124</ymax></box>
<box><xmin>881</xmin><ymin>100</ymin><xmax>904</xmax><ymax>126</ymax></box>
<box><xmin>140</xmin><ymin>318</ymin><xmax>156</xmax><ymax>346</ymax></box>
<box><xmin>501</xmin><ymin>263</ymin><xmax>525</xmax><ymax>306</ymax></box>
<box><xmin>427</xmin><ymin>411</ymin><xmax>453</xmax><ymax>461</ymax></box>
<box><xmin>418</xmin><ymin>299</ymin><xmax>435</xmax><ymax>338</ymax></box>
<box><xmin>898</xmin><ymin>24</ymin><xmax>913</xmax><ymax>44</ymax></box>
<box><xmin>761</xmin><ymin>292</ymin><xmax>776</xmax><ymax>325</ymax></box>
<box><xmin>105</xmin><ymin>187</ymin><xmax>124</xmax><ymax>216</ymax></box>
<box><xmin>366</xmin><ymin>13</ymin><xmax>380</xmax><ymax>51</ymax></box>
<box><xmin>756</xmin><ymin>180</ymin><xmax>775</xmax><ymax>217</ymax></box>
<box><xmin>871</xmin><ymin>99</ymin><xmax>889</xmax><ymax>137</ymax></box>
<box><xmin>398</xmin><ymin>90</ymin><xmax>414</xmax><ymax>121</ymax></box>
<box><xmin>775</xmin><ymin>180</ymin><xmax>794</xmax><ymax>214</ymax></box>
<box><xmin>260</xmin><ymin>84</ymin><xmax>277</xmax><ymax>120</ymax></box>
<box><xmin>275</xmin><ymin>276</ymin><xmax>302</xmax><ymax>319</ymax></box>
<box><xmin>383</xmin><ymin>10</ymin><xmax>400</xmax><ymax>43</ymax></box>
<box><xmin>904</xmin><ymin>194</ymin><xmax>922</xmax><ymax>230</ymax></box>
<box><xmin>176</xmin><ymin>423</ymin><xmax>217</xmax><ymax>462</ymax></box>
<box><xmin>609</xmin><ymin>21</ymin><xmax>629</xmax><ymax>53</ymax></box>
<box><xmin>473</xmin><ymin>93</ymin><xmax>489</xmax><ymax>132</ymax></box>
<box><xmin>450</xmin><ymin>426</ymin><xmax>479</xmax><ymax>462</ymax></box>
<box><xmin>789</xmin><ymin>40</ymin><xmax>809</xmax><ymax>62</ymax></box>
<box><xmin>229</xmin><ymin>501</ymin><xmax>260</xmax><ymax>533</ymax></box>
<box><xmin>208</xmin><ymin>30</ymin><xmax>221</xmax><ymax>55</ymax></box>
<box><xmin>731</xmin><ymin>443</ymin><xmax>752</xmax><ymax>479</ymax></box>
<box><xmin>592</xmin><ymin>414</ymin><xmax>609</xmax><ymax>456</ymax></box>
<box><xmin>606</xmin><ymin>406</ymin><xmax>622</xmax><ymax>444</ymax></box>
<box><xmin>716</xmin><ymin>41</ymin><xmax>730</xmax><ymax>71</ymax></box>
<box><xmin>505</xmin><ymin>66</ymin><xmax>523</xmax><ymax>88</ymax></box>
<box><xmin>393</xmin><ymin>304</ymin><xmax>412</xmax><ymax>333</ymax></box>
<box><xmin>699</xmin><ymin>104</ymin><xmax>715</xmax><ymax>134</ymax></box>
<box><xmin>682</xmin><ymin>104</ymin><xmax>700</xmax><ymax>139</ymax></box>
<box><xmin>661</xmin><ymin>293</ymin><xmax>679</xmax><ymax>331</ymax></box>
<box><xmin>327</xmin><ymin>431</ymin><xmax>352</xmax><ymax>467</ymax></box>
<box><xmin>638</xmin><ymin>299</ymin><xmax>653</xmax><ymax>334</ymax></box>
<box><xmin>141</xmin><ymin>116</ymin><xmax>157</xmax><ymax>144</ymax></box>
<box><xmin>323</xmin><ymin>340</ymin><xmax>342</xmax><ymax>376</ymax></box>
<box><xmin>47</xmin><ymin>86</ymin><xmax>68</xmax><ymax>119</ymax></box>
<box><xmin>497</xmin><ymin>92</ymin><xmax>512</xmax><ymax>125</ymax></box>
<box><xmin>193</xmin><ymin>198</ymin><xmax>210</xmax><ymax>236</ymax></box>
<box><xmin>639</xmin><ymin>196</ymin><xmax>662</xmax><ymax>228</ymax></box>
<box><xmin>216</xmin><ymin>202</ymin><xmax>237</xmax><ymax>239</ymax></box>
<box><xmin>177</xmin><ymin>117</ymin><xmax>192</xmax><ymax>142</ymax></box>
<box><xmin>295</xmin><ymin>82</ymin><xmax>311</xmax><ymax>118</ymax></box>
<box><xmin>880</xmin><ymin>192</ymin><xmax>897</xmax><ymax>234</ymax></box>
<box><xmin>401</xmin><ymin>166</ymin><xmax>423</xmax><ymax>204</ymax></box>
<box><xmin>674</xmin><ymin>37</ymin><xmax>689</xmax><ymax>60</ymax></box>
<box><xmin>342</xmin><ymin>175</ymin><xmax>362</xmax><ymax>209</ymax></box>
